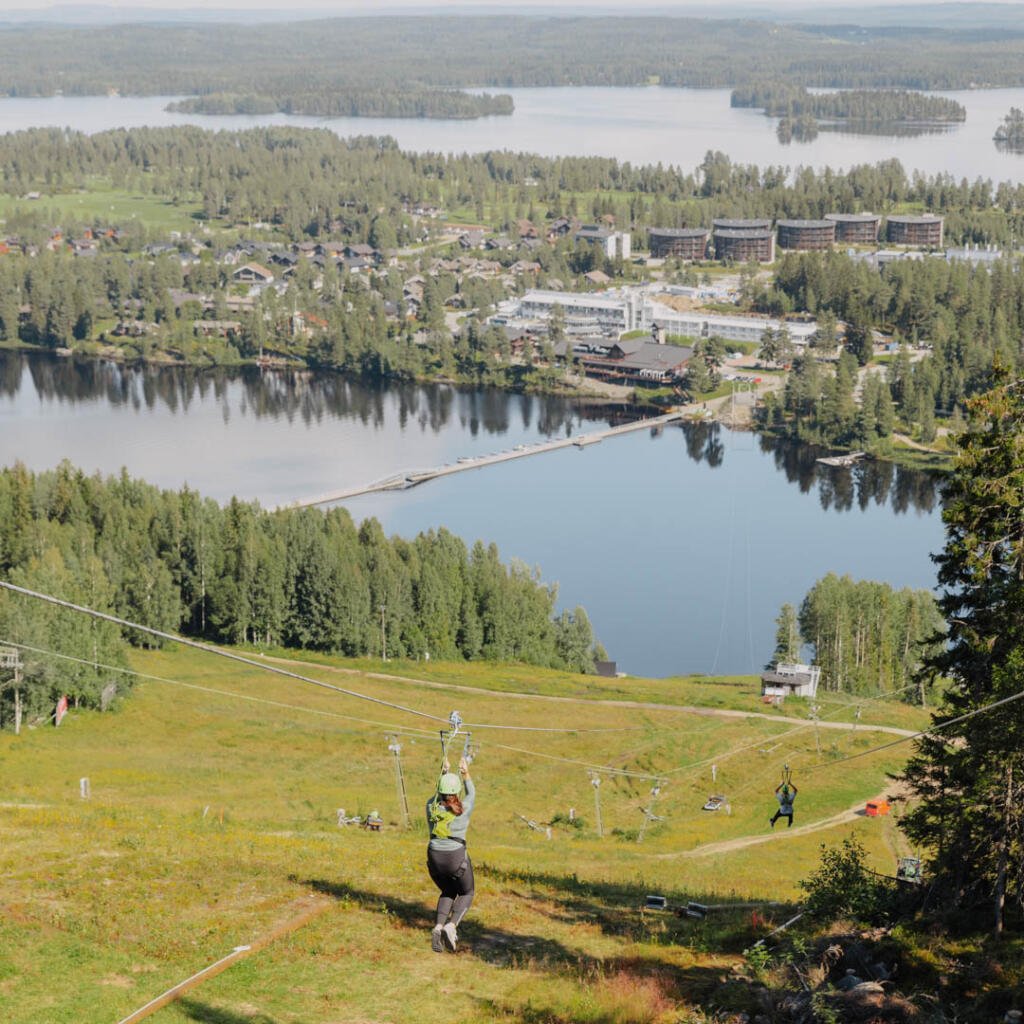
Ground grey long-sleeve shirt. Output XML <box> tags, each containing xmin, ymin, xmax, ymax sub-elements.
<box><xmin>427</xmin><ymin>776</ymin><xmax>476</xmax><ymax>852</ymax></box>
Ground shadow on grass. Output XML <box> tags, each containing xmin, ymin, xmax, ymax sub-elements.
<box><xmin>479</xmin><ymin>861</ymin><xmax>790</xmax><ymax>953</ymax></box>
<box><xmin>297</xmin><ymin>876</ymin><xmax>728</xmax><ymax>1002</ymax></box>
<box><xmin>178</xmin><ymin>999</ymin><xmax>286</xmax><ymax>1024</ymax></box>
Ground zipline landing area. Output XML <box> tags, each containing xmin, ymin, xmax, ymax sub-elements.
<box><xmin>0</xmin><ymin>644</ymin><xmax>922</xmax><ymax>1023</ymax></box>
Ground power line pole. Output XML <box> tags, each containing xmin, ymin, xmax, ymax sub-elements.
<box><xmin>637</xmin><ymin>783</ymin><xmax>663</xmax><ymax>844</ymax></box>
<box><xmin>386</xmin><ymin>735</ymin><xmax>410</xmax><ymax>829</ymax></box>
<box><xmin>0</xmin><ymin>647</ymin><xmax>21</xmax><ymax>735</ymax></box>
<box><xmin>589</xmin><ymin>772</ymin><xmax>603</xmax><ymax>839</ymax></box>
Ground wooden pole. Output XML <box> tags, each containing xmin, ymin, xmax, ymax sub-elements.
<box><xmin>115</xmin><ymin>896</ymin><xmax>330</xmax><ymax>1024</ymax></box>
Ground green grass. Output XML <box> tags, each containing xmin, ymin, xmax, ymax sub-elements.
<box><xmin>0</xmin><ymin>187</ymin><xmax>205</xmax><ymax>237</ymax></box>
<box><xmin>0</xmin><ymin>646</ymin><xmax>925</xmax><ymax>1022</ymax></box>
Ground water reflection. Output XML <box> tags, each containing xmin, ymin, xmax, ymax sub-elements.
<box><xmin>1</xmin><ymin>351</ymin><xmax>632</xmax><ymax>440</ymax></box>
<box><xmin>754</xmin><ymin>431</ymin><xmax>942</xmax><ymax>515</ymax></box>
<box><xmin>1</xmin><ymin>351</ymin><xmax>943</xmax><ymax>515</ymax></box>
<box><xmin>674</xmin><ymin>421</ymin><xmax>943</xmax><ymax>515</ymax></box>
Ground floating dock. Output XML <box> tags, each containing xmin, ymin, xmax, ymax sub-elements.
<box><xmin>815</xmin><ymin>451</ymin><xmax>867</xmax><ymax>468</ymax></box>
<box><xmin>282</xmin><ymin>411</ymin><xmax>684</xmax><ymax>509</ymax></box>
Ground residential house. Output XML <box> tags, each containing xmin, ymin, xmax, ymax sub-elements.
<box><xmin>232</xmin><ymin>263</ymin><xmax>275</xmax><ymax>285</ymax></box>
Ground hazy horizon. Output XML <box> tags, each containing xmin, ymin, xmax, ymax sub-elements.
<box><xmin>5</xmin><ymin>0</ymin><xmax>1024</xmax><ymax>10</ymax></box>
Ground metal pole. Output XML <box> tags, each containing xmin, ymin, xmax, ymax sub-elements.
<box><xmin>379</xmin><ymin>604</ymin><xmax>387</xmax><ymax>661</ymax></box>
<box><xmin>13</xmin><ymin>653</ymin><xmax>22</xmax><ymax>737</ymax></box>
<box><xmin>387</xmin><ymin>736</ymin><xmax>410</xmax><ymax>829</ymax></box>
<box><xmin>590</xmin><ymin>774</ymin><xmax>603</xmax><ymax>839</ymax></box>
<box><xmin>637</xmin><ymin>783</ymin><xmax>661</xmax><ymax>844</ymax></box>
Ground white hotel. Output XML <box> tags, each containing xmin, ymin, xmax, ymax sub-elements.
<box><xmin>501</xmin><ymin>289</ymin><xmax>818</xmax><ymax>346</ymax></box>
<box><xmin>643</xmin><ymin>300</ymin><xmax>818</xmax><ymax>346</ymax></box>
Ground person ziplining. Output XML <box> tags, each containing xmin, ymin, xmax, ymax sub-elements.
<box><xmin>426</xmin><ymin>713</ymin><xmax>476</xmax><ymax>954</ymax></box>
<box><xmin>769</xmin><ymin>766</ymin><xmax>798</xmax><ymax>829</ymax></box>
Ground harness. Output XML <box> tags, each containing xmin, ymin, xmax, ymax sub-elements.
<box><xmin>428</xmin><ymin>796</ymin><xmax>460</xmax><ymax>841</ymax></box>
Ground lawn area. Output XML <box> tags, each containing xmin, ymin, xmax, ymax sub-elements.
<box><xmin>0</xmin><ymin>645</ymin><xmax>920</xmax><ymax>1022</ymax></box>
<box><xmin>0</xmin><ymin>187</ymin><xmax>206</xmax><ymax>237</ymax></box>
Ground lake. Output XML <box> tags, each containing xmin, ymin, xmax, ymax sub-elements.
<box><xmin>0</xmin><ymin>352</ymin><xmax>945</xmax><ymax>678</ymax></box>
<box><xmin>0</xmin><ymin>87</ymin><xmax>1022</xmax><ymax>182</ymax></box>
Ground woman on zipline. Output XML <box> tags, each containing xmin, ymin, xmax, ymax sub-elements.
<box><xmin>426</xmin><ymin>756</ymin><xmax>475</xmax><ymax>953</ymax></box>
<box><xmin>769</xmin><ymin>780</ymin><xmax>798</xmax><ymax>828</ymax></box>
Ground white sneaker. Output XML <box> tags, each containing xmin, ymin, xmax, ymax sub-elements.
<box><xmin>431</xmin><ymin>926</ymin><xmax>444</xmax><ymax>953</ymax></box>
<box><xmin>441</xmin><ymin>922</ymin><xmax>458</xmax><ymax>952</ymax></box>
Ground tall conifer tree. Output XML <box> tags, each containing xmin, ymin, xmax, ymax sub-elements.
<box><xmin>901</xmin><ymin>368</ymin><xmax>1024</xmax><ymax>934</ymax></box>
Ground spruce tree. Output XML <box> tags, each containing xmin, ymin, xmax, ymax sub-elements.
<box><xmin>900</xmin><ymin>368</ymin><xmax>1024</xmax><ymax>934</ymax></box>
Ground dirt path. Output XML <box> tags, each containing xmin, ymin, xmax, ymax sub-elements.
<box><xmin>656</xmin><ymin>782</ymin><xmax>910</xmax><ymax>860</ymax></box>
<box><xmin>892</xmin><ymin>432</ymin><xmax>945</xmax><ymax>454</ymax></box>
<box><xmin>259</xmin><ymin>653</ymin><xmax>917</xmax><ymax>739</ymax></box>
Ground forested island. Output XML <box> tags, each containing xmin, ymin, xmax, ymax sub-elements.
<box><xmin>166</xmin><ymin>89</ymin><xmax>514</xmax><ymax>120</ymax></box>
<box><xmin>731</xmin><ymin>84</ymin><xmax>966</xmax><ymax>123</ymax></box>
<box><xmin>732</xmin><ymin>84</ymin><xmax>966</xmax><ymax>141</ymax></box>
<box><xmin>994</xmin><ymin>106</ymin><xmax>1024</xmax><ymax>150</ymax></box>
<box><xmin>2</xmin><ymin>16</ymin><xmax>1024</xmax><ymax>97</ymax></box>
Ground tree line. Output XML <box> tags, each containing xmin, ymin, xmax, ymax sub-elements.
<box><xmin>0</xmin><ymin>462</ymin><xmax>603</xmax><ymax>728</ymax></box>
<box><xmin>772</xmin><ymin>573</ymin><xmax>944</xmax><ymax>699</ymax></box>
<box><xmin>166</xmin><ymin>89</ymin><xmax>514</xmax><ymax>120</ymax></box>
<box><xmin>4</xmin><ymin>131</ymin><xmax>1024</xmax><ymax>251</ymax></box>
<box><xmin>754</xmin><ymin>249</ymin><xmax>1024</xmax><ymax>448</ymax></box>
<box><xmin>2</xmin><ymin>17</ymin><xmax>1024</xmax><ymax>96</ymax></box>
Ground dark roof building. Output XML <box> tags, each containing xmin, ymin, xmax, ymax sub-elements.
<box><xmin>581</xmin><ymin>341</ymin><xmax>692</xmax><ymax>385</ymax></box>
<box><xmin>777</xmin><ymin>219</ymin><xmax>836</xmax><ymax>251</ymax></box>
<box><xmin>713</xmin><ymin>218</ymin><xmax>773</xmax><ymax>231</ymax></box>
<box><xmin>886</xmin><ymin>214</ymin><xmax>944</xmax><ymax>247</ymax></box>
<box><xmin>648</xmin><ymin>228</ymin><xmax>710</xmax><ymax>260</ymax></box>
<box><xmin>825</xmin><ymin>213</ymin><xmax>881</xmax><ymax>244</ymax></box>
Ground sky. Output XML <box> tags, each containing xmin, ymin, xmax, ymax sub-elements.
<box><xmin>6</xmin><ymin>0</ymin><xmax>1017</xmax><ymax>10</ymax></box>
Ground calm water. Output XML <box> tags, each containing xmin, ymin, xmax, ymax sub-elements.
<box><xmin>1</xmin><ymin>87</ymin><xmax>1022</xmax><ymax>181</ymax></box>
<box><xmin>0</xmin><ymin>353</ymin><xmax>945</xmax><ymax>677</ymax></box>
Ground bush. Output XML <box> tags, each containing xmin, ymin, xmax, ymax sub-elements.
<box><xmin>800</xmin><ymin>837</ymin><xmax>893</xmax><ymax>925</ymax></box>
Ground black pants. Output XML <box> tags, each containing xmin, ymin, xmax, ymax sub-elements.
<box><xmin>770</xmin><ymin>810</ymin><xmax>794</xmax><ymax>828</ymax></box>
<box><xmin>427</xmin><ymin>845</ymin><xmax>475</xmax><ymax>927</ymax></box>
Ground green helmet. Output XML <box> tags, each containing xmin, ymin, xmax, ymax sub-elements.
<box><xmin>438</xmin><ymin>773</ymin><xmax>461</xmax><ymax>795</ymax></box>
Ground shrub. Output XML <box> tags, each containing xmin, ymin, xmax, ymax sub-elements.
<box><xmin>800</xmin><ymin>837</ymin><xmax>893</xmax><ymax>925</ymax></box>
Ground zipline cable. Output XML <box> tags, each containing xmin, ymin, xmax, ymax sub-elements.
<box><xmin>0</xmin><ymin>638</ymin><xmax>440</xmax><ymax>739</ymax></box>
<box><xmin>0</xmin><ymin>634</ymin><xmax>663</xmax><ymax>780</ymax></box>
<box><xmin>798</xmin><ymin>681</ymin><xmax>1024</xmax><ymax>776</ymax></box>
<box><xmin>0</xmin><ymin>580</ymin><xmax>448</xmax><ymax>725</ymax></box>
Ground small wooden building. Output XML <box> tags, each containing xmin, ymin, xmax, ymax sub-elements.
<box><xmin>760</xmin><ymin>662</ymin><xmax>821</xmax><ymax>699</ymax></box>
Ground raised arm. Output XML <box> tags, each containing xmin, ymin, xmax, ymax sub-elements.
<box><xmin>460</xmin><ymin>758</ymin><xmax>475</xmax><ymax>814</ymax></box>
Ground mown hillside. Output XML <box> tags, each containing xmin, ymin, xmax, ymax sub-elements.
<box><xmin>0</xmin><ymin>645</ymin><xmax>924</xmax><ymax>1022</ymax></box>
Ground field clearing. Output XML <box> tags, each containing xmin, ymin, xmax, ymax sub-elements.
<box><xmin>0</xmin><ymin>646</ymin><xmax>917</xmax><ymax>1023</ymax></box>
<box><xmin>0</xmin><ymin>186</ymin><xmax>205</xmax><ymax>237</ymax></box>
